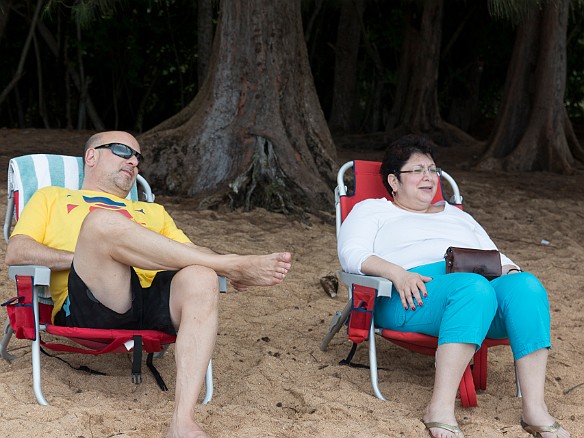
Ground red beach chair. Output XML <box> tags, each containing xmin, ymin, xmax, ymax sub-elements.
<box><xmin>320</xmin><ymin>160</ymin><xmax>518</xmax><ymax>407</ymax></box>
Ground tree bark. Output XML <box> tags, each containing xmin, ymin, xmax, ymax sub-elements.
<box><xmin>479</xmin><ymin>0</ymin><xmax>584</xmax><ymax>172</ymax></box>
<box><xmin>328</xmin><ymin>0</ymin><xmax>364</xmax><ymax>134</ymax></box>
<box><xmin>140</xmin><ymin>0</ymin><xmax>337</xmax><ymax>216</ymax></box>
<box><xmin>385</xmin><ymin>0</ymin><xmax>476</xmax><ymax>147</ymax></box>
<box><xmin>0</xmin><ymin>0</ymin><xmax>14</xmax><ymax>45</ymax></box>
<box><xmin>197</xmin><ymin>0</ymin><xmax>214</xmax><ymax>88</ymax></box>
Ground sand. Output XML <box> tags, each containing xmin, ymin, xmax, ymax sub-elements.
<box><xmin>0</xmin><ymin>128</ymin><xmax>582</xmax><ymax>437</ymax></box>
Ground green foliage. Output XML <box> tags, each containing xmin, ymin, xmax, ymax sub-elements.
<box><xmin>487</xmin><ymin>0</ymin><xmax>545</xmax><ymax>23</ymax></box>
<box><xmin>1</xmin><ymin>0</ymin><xmax>583</xmax><ymax>133</ymax></box>
<box><xmin>566</xmin><ymin>7</ymin><xmax>584</xmax><ymax>117</ymax></box>
<box><xmin>0</xmin><ymin>0</ymin><xmax>207</xmax><ymax>131</ymax></box>
<box><xmin>440</xmin><ymin>1</ymin><xmax>514</xmax><ymax>127</ymax></box>
<box><xmin>43</xmin><ymin>0</ymin><xmax>122</xmax><ymax>26</ymax></box>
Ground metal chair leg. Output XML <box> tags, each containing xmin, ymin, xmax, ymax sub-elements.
<box><xmin>202</xmin><ymin>359</ymin><xmax>213</xmax><ymax>404</ymax></box>
<box><xmin>369</xmin><ymin>323</ymin><xmax>386</xmax><ymax>400</ymax></box>
<box><xmin>514</xmin><ymin>362</ymin><xmax>522</xmax><ymax>398</ymax></box>
<box><xmin>320</xmin><ymin>301</ymin><xmax>351</xmax><ymax>352</ymax></box>
<box><xmin>0</xmin><ymin>318</ymin><xmax>16</xmax><ymax>362</ymax></box>
<box><xmin>32</xmin><ymin>287</ymin><xmax>48</xmax><ymax>405</ymax></box>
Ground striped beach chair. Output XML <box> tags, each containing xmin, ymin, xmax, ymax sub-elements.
<box><xmin>0</xmin><ymin>154</ymin><xmax>217</xmax><ymax>405</ymax></box>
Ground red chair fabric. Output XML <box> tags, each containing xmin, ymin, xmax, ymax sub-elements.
<box><xmin>7</xmin><ymin>274</ymin><xmax>175</xmax><ymax>355</ymax></box>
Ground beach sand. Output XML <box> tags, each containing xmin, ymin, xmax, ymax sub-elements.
<box><xmin>0</xmin><ymin>128</ymin><xmax>582</xmax><ymax>437</ymax></box>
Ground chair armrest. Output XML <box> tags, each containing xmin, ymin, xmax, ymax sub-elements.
<box><xmin>218</xmin><ymin>275</ymin><xmax>227</xmax><ymax>293</ymax></box>
<box><xmin>338</xmin><ymin>271</ymin><xmax>393</xmax><ymax>297</ymax></box>
<box><xmin>9</xmin><ymin>266</ymin><xmax>228</xmax><ymax>293</ymax></box>
<box><xmin>8</xmin><ymin>266</ymin><xmax>51</xmax><ymax>286</ymax></box>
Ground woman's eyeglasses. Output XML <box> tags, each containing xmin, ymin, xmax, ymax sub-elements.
<box><xmin>95</xmin><ymin>143</ymin><xmax>144</xmax><ymax>165</ymax></box>
<box><xmin>399</xmin><ymin>167</ymin><xmax>441</xmax><ymax>176</ymax></box>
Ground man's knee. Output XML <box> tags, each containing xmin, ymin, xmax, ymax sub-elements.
<box><xmin>80</xmin><ymin>208</ymin><xmax>131</xmax><ymax>239</ymax></box>
<box><xmin>173</xmin><ymin>265</ymin><xmax>220</xmax><ymax>306</ymax></box>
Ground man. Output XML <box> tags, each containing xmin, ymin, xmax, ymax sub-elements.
<box><xmin>5</xmin><ymin>131</ymin><xmax>292</xmax><ymax>438</ymax></box>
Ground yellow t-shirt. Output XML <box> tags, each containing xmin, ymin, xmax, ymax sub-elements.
<box><xmin>10</xmin><ymin>186</ymin><xmax>192</xmax><ymax>321</ymax></box>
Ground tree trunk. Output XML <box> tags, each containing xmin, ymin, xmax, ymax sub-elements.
<box><xmin>328</xmin><ymin>0</ymin><xmax>364</xmax><ymax>134</ymax></box>
<box><xmin>479</xmin><ymin>0</ymin><xmax>584</xmax><ymax>172</ymax></box>
<box><xmin>0</xmin><ymin>0</ymin><xmax>42</xmax><ymax>107</ymax></box>
<box><xmin>357</xmin><ymin>6</ymin><xmax>386</xmax><ymax>133</ymax></box>
<box><xmin>197</xmin><ymin>0</ymin><xmax>214</xmax><ymax>88</ymax></box>
<box><xmin>446</xmin><ymin>58</ymin><xmax>483</xmax><ymax>133</ymax></box>
<box><xmin>32</xmin><ymin>32</ymin><xmax>50</xmax><ymax>128</ymax></box>
<box><xmin>140</xmin><ymin>0</ymin><xmax>337</xmax><ymax>217</ymax></box>
<box><xmin>385</xmin><ymin>0</ymin><xmax>475</xmax><ymax>146</ymax></box>
<box><xmin>35</xmin><ymin>20</ymin><xmax>105</xmax><ymax>130</ymax></box>
<box><xmin>0</xmin><ymin>0</ymin><xmax>14</xmax><ymax>45</ymax></box>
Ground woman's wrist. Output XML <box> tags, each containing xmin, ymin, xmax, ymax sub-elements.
<box><xmin>507</xmin><ymin>267</ymin><xmax>523</xmax><ymax>274</ymax></box>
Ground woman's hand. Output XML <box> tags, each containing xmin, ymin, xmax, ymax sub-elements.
<box><xmin>360</xmin><ymin>255</ymin><xmax>432</xmax><ymax>311</ymax></box>
<box><xmin>392</xmin><ymin>269</ymin><xmax>432</xmax><ymax>311</ymax></box>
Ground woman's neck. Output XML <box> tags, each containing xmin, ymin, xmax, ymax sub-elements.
<box><xmin>392</xmin><ymin>198</ymin><xmax>443</xmax><ymax>214</ymax></box>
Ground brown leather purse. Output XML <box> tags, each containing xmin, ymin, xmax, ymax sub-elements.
<box><xmin>444</xmin><ymin>247</ymin><xmax>502</xmax><ymax>280</ymax></box>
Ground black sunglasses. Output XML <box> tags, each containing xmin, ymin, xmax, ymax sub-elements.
<box><xmin>95</xmin><ymin>143</ymin><xmax>144</xmax><ymax>165</ymax></box>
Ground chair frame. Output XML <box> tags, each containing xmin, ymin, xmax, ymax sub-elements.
<box><xmin>1</xmin><ymin>157</ymin><xmax>219</xmax><ymax>406</ymax></box>
<box><xmin>320</xmin><ymin>160</ymin><xmax>520</xmax><ymax>406</ymax></box>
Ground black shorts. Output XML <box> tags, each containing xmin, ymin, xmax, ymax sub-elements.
<box><xmin>54</xmin><ymin>263</ymin><xmax>177</xmax><ymax>335</ymax></box>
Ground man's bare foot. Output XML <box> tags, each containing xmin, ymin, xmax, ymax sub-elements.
<box><xmin>228</xmin><ymin>252</ymin><xmax>292</xmax><ymax>287</ymax></box>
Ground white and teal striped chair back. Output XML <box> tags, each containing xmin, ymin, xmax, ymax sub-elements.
<box><xmin>4</xmin><ymin>154</ymin><xmax>151</xmax><ymax>241</ymax></box>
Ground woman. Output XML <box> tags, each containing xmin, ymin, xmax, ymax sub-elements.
<box><xmin>337</xmin><ymin>135</ymin><xmax>569</xmax><ymax>438</ymax></box>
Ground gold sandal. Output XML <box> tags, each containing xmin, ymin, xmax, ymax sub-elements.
<box><xmin>423</xmin><ymin>421</ymin><xmax>462</xmax><ymax>437</ymax></box>
<box><xmin>520</xmin><ymin>419</ymin><xmax>562</xmax><ymax>437</ymax></box>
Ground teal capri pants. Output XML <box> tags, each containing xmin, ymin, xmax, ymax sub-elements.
<box><xmin>374</xmin><ymin>261</ymin><xmax>551</xmax><ymax>360</ymax></box>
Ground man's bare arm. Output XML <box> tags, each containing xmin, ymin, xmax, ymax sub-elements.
<box><xmin>5</xmin><ymin>234</ymin><xmax>74</xmax><ymax>271</ymax></box>
<box><xmin>183</xmin><ymin>242</ymin><xmax>218</xmax><ymax>255</ymax></box>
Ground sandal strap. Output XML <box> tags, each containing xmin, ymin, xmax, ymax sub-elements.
<box><xmin>424</xmin><ymin>421</ymin><xmax>462</xmax><ymax>434</ymax></box>
<box><xmin>521</xmin><ymin>420</ymin><xmax>561</xmax><ymax>435</ymax></box>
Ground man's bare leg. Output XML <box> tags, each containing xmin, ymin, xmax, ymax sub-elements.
<box><xmin>73</xmin><ymin>209</ymin><xmax>291</xmax><ymax>310</ymax></box>
<box><xmin>72</xmin><ymin>209</ymin><xmax>290</xmax><ymax>436</ymax></box>
<box><xmin>167</xmin><ymin>265</ymin><xmax>219</xmax><ymax>438</ymax></box>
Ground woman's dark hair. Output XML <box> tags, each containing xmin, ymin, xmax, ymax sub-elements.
<box><xmin>380</xmin><ymin>134</ymin><xmax>437</xmax><ymax>195</ymax></box>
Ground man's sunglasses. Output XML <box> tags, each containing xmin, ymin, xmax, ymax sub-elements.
<box><xmin>95</xmin><ymin>143</ymin><xmax>144</xmax><ymax>165</ymax></box>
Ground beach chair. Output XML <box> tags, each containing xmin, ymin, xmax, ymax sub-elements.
<box><xmin>0</xmin><ymin>154</ymin><xmax>224</xmax><ymax>405</ymax></box>
<box><xmin>320</xmin><ymin>160</ymin><xmax>518</xmax><ymax>407</ymax></box>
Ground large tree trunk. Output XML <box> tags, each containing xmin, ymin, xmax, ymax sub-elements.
<box><xmin>328</xmin><ymin>0</ymin><xmax>364</xmax><ymax>134</ymax></box>
<box><xmin>479</xmin><ymin>0</ymin><xmax>584</xmax><ymax>172</ymax></box>
<box><xmin>385</xmin><ymin>0</ymin><xmax>475</xmax><ymax>147</ymax></box>
<box><xmin>197</xmin><ymin>0</ymin><xmax>214</xmax><ymax>88</ymax></box>
<box><xmin>140</xmin><ymin>0</ymin><xmax>337</xmax><ymax>216</ymax></box>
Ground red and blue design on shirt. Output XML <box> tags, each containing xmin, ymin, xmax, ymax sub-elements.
<box><xmin>67</xmin><ymin>194</ymin><xmax>145</xmax><ymax>222</ymax></box>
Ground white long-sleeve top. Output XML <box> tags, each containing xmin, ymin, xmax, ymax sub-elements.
<box><xmin>337</xmin><ymin>198</ymin><xmax>515</xmax><ymax>274</ymax></box>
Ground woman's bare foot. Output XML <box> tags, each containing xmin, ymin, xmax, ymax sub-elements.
<box><xmin>422</xmin><ymin>408</ymin><xmax>463</xmax><ymax>438</ymax></box>
<box><xmin>167</xmin><ymin>417</ymin><xmax>210</xmax><ymax>438</ymax></box>
<box><xmin>522</xmin><ymin>408</ymin><xmax>570</xmax><ymax>438</ymax></box>
<box><xmin>228</xmin><ymin>252</ymin><xmax>292</xmax><ymax>287</ymax></box>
